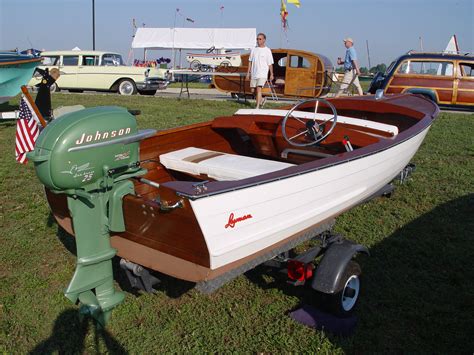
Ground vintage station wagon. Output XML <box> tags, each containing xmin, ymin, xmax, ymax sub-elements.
<box><xmin>29</xmin><ymin>50</ymin><xmax>170</xmax><ymax>96</ymax></box>
<box><xmin>368</xmin><ymin>52</ymin><xmax>474</xmax><ymax>110</ymax></box>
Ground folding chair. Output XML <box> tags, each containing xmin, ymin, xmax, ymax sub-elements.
<box><xmin>260</xmin><ymin>80</ymin><xmax>278</xmax><ymax>108</ymax></box>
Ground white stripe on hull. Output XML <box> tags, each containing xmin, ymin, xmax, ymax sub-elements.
<box><xmin>190</xmin><ymin>127</ymin><xmax>430</xmax><ymax>269</ymax></box>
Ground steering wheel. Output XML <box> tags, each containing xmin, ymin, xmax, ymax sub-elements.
<box><xmin>282</xmin><ymin>98</ymin><xmax>338</xmax><ymax>147</ymax></box>
<box><xmin>206</xmin><ymin>46</ymin><xmax>215</xmax><ymax>54</ymax></box>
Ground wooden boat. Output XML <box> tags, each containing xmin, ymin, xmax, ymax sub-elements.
<box><xmin>0</xmin><ymin>52</ymin><xmax>41</xmax><ymax>104</ymax></box>
<box><xmin>30</xmin><ymin>93</ymin><xmax>438</xmax><ymax>323</ymax></box>
<box><xmin>213</xmin><ymin>48</ymin><xmax>333</xmax><ymax>98</ymax></box>
<box><xmin>44</xmin><ymin>93</ymin><xmax>437</xmax><ymax>281</ymax></box>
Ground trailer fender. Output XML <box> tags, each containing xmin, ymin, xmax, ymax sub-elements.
<box><xmin>311</xmin><ymin>239</ymin><xmax>369</xmax><ymax>294</ymax></box>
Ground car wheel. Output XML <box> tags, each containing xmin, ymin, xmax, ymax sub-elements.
<box><xmin>190</xmin><ymin>60</ymin><xmax>201</xmax><ymax>72</ymax></box>
<box><xmin>314</xmin><ymin>261</ymin><xmax>361</xmax><ymax>317</ymax></box>
<box><xmin>50</xmin><ymin>83</ymin><xmax>59</xmax><ymax>93</ymax></box>
<box><xmin>118</xmin><ymin>79</ymin><xmax>137</xmax><ymax>95</ymax></box>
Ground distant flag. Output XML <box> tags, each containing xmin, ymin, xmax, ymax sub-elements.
<box><xmin>280</xmin><ymin>0</ymin><xmax>289</xmax><ymax>29</ymax></box>
<box><xmin>287</xmin><ymin>0</ymin><xmax>301</xmax><ymax>7</ymax></box>
<box><xmin>15</xmin><ymin>96</ymin><xmax>40</xmax><ymax>164</ymax></box>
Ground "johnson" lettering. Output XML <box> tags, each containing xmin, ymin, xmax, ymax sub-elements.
<box><xmin>75</xmin><ymin>127</ymin><xmax>131</xmax><ymax>145</ymax></box>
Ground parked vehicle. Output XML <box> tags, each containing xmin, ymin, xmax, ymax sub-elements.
<box><xmin>29</xmin><ymin>50</ymin><xmax>171</xmax><ymax>96</ymax></box>
<box><xmin>368</xmin><ymin>51</ymin><xmax>474</xmax><ymax>110</ymax></box>
<box><xmin>187</xmin><ymin>47</ymin><xmax>242</xmax><ymax>71</ymax></box>
<box><xmin>213</xmin><ymin>48</ymin><xmax>333</xmax><ymax>99</ymax></box>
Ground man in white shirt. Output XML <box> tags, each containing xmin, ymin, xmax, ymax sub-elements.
<box><xmin>246</xmin><ymin>33</ymin><xmax>274</xmax><ymax>109</ymax></box>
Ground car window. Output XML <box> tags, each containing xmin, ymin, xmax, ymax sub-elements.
<box><xmin>289</xmin><ymin>55</ymin><xmax>311</xmax><ymax>69</ymax></box>
<box><xmin>277</xmin><ymin>56</ymin><xmax>287</xmax><ymax>67</ymax></box>
<box><xmin>62</xmin><ymin>56</ymin><xmax>79</xmax><ymax>66</ymax></box>
<box><xmin>460</xmin><ymin>63</ymin><xmax>474</xmax><ymax>77</ymax></box>
<box><xmin>82</xmin><ymin>55</ymin><xmax>99</xmax><ymax>66</ymax></box>
<box><xmin>102</xmin><ymin>54</ymin><xmax>124</xmax><ymax>66</ymax></box>
<box><xmin>397</xmin><ymin>60</ymin><xmax>454</xmax><ymax>76</ymax></box>
<box><xmin>42</xmin><ymin>56</ymin><xmax>59</xmax><ymax>65</ymax></box>
<box><xmin>386</xmin><ymin>61</ymin><xmax>396</xmax><ymax>74</ymax></box>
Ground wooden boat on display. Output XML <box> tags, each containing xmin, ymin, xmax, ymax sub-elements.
<box><xmin>29</xmin><ymin>93</ymin><xmax>438</xmax><ymax>325</ymax></box>
<box><xmin>213</xmin><ymin>48</ymin><xmax>333</xmax><ymax>98</ymax></box>
<box><xmin>0</xmin><ymin>52</ymin><xmax>41</xmax><ymax>104</ymax></box>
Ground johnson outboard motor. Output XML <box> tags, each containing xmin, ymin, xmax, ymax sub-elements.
<box><xmin>34</xmin><ymin>68</ymin><xmax>59</xmax><ymax>121</ymax></box>
<box><xmin>27</xmin><ymin>106</ymin><xmax>155</xmax><ymax>325</ymax></box>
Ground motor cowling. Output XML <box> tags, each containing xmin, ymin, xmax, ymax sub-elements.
<box><xmin>27</xmin><ymin>106</ymin><xmax>156</xmax><ymax>326</ymax></box>
<box><xmin>28</xmin><ymin>106</ymin><xmax>153</xmax><ymax>191</ymax></box>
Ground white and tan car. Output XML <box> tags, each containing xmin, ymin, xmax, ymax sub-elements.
<box><xmin>29</xmin><ymin>50</ymin><xmax>170</xmax><ymax>95</ymax></box>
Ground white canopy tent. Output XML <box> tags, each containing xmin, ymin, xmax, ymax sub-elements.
<box><xmin>131</xmin><ymin>27</ymin><xmax>256</xmax><ymax>68</ymax></box>
<box><xmin>132</xmin><ymin>27</ymin><xmax>256</xmax><ymax>50</ymax></box>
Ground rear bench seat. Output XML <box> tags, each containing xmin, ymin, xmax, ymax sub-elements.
<box><xmin>159</xmin><ymin>147</ymin><xmax>295</xmax><ymax>181</ymax></box>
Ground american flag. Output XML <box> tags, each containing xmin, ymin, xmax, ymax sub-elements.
<box><xmin>15</xmin><ymin>96</ymin><xmax>40</xmax><ymax>164</ymax></box>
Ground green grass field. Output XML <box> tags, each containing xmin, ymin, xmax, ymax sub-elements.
<box><xmin>1</xmin><ymin>93</ymin><xmax>473</xmax><ymax>353</ymax></box>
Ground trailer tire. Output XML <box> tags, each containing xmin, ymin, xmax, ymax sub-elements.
<box><xmin>315</xmin><ymin>261</ymin><xmax>361</xmax><ymax>317</ymax></box>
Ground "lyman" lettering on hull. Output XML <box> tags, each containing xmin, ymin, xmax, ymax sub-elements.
<box><xmin>225</xmin><ymin>212</ymin><xmax>253</xmax><ymax>229</ymax></box>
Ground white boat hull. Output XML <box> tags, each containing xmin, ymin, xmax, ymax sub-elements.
<box><xmin>190</xmin><ymin>127</ymin><xmax>430</xmax><ymax>269</ymax></box>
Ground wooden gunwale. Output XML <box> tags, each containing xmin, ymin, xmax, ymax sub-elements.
<box><xmin>0</xmin><ymin>57</ymin><xmax>42</xmax><ymax>66</ymax></box>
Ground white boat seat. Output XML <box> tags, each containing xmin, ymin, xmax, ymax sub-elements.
<box><xmin>160</xmin><ymin>147</ymin><xmax>295</xmax><ymax>181</ymax></box>
<box><xmin>235</xmin><ymin>109</ymin><xmax>399</xmax><ymax>136</ymax></box>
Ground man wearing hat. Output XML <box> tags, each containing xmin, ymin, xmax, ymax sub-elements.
<box><xmin>336</xmin><ymin>37</ymin><xmax>364</xmax><ymax>96</ymax></box>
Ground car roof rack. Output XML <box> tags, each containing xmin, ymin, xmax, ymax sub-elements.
<box><xmin>405</xmin><ymin>50</ymin><xmax>471</xmax><ymax>56</ymax></box>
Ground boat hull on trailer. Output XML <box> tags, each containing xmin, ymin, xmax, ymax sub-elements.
<box><xmin>190</xmin><ymin>126</ymin><xmax>429</xmax><ymax>270</ymax></box>
<box><xmin>46</xmin><ymin>94</ymin><xmax>438</xmax><ymax>283</ymax></box>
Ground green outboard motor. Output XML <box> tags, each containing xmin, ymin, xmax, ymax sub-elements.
<box><xmin>27</xmin><ymin>106</ymin><xmax>155</xmax><ymax>326</ymax></box>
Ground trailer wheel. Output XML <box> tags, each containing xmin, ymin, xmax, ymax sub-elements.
<box><xmin>317</xmin><ymin>261</ymin><xmax>361</xmax><ymax>317</ymax></box>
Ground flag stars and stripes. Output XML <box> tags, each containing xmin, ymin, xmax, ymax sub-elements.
<box><xmin>15</xmin><ymin>96</ymin><xmax>40</xmax><ymax>164</ymax></box>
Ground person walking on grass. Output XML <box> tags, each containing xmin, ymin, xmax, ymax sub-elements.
<box><xmin>246</xmin><ymin>33</ymin><xmax>274</xmax><ymax>109</ymax></box>
<box><xmin>336</xmin><ymin>37</ymin><xmax>364</xmax><ymax>96</ymax></box>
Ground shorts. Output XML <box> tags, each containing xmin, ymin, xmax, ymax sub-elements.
<box><xmin>250</xmin><ymin>78</ymin><xmax>267</xmax><ymax>88</ymax></box>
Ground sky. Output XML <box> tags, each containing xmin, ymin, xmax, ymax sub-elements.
<box><xmin>1</xmin><ymin>0</ymin><xmax>473</xmax><ymax>68</ymax></box>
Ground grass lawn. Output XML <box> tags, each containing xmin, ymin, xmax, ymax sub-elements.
<box><xmin>0</xmin><ymin>93</ymin><xmax>473</xmax><ymax>353</ymax></box>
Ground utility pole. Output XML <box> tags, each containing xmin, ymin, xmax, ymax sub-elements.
<box><xmin>92</xmin><ymin>0</ymin><xmax>96</xmax><ymax>50</ymax></box>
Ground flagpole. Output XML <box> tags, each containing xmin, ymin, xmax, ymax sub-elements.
<box><xmin>21</xmin><ymin>86</ymin><xmax>47</xmax><ymax>127</ymax></box>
